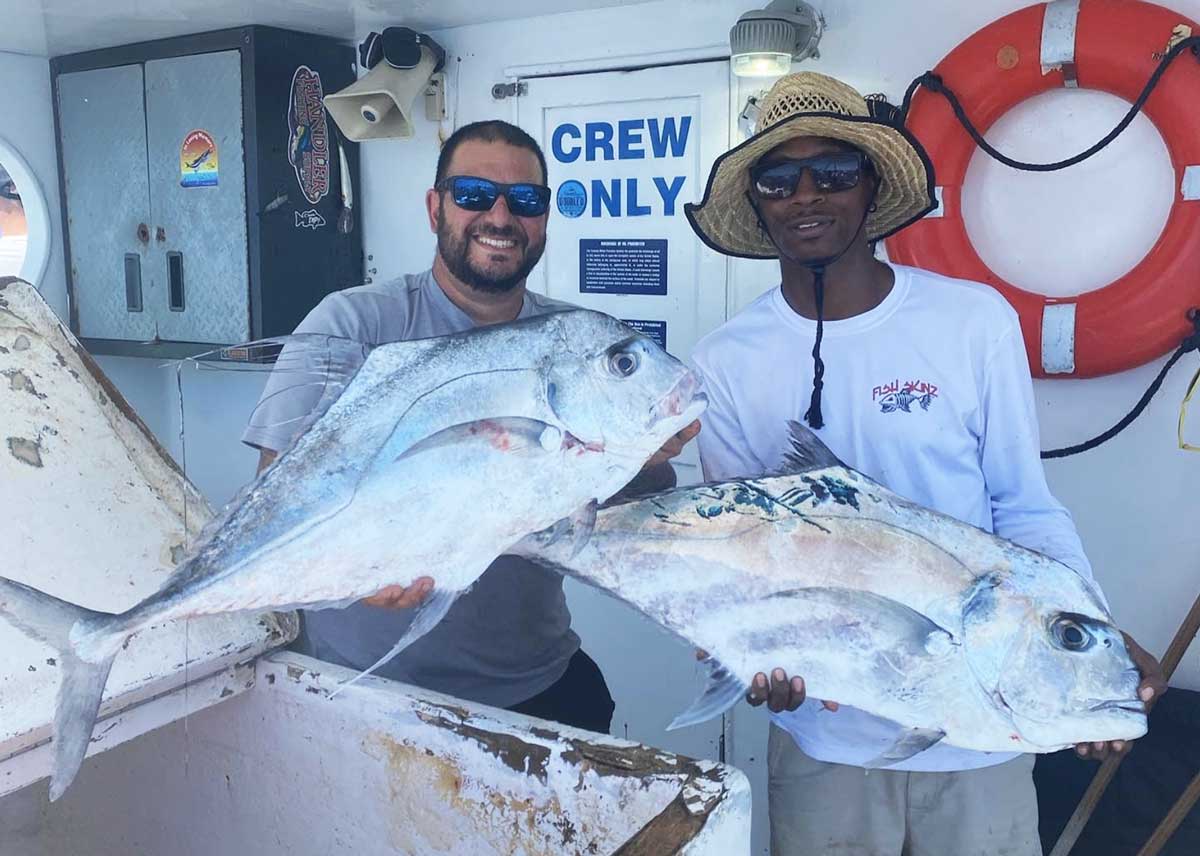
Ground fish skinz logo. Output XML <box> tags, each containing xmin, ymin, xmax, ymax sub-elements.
<box><xmin>557</xmin><ymin>180</ymin><xmax>587</xmax><ymax>218</ymax></box>
<box><xmin>873</xmin><ymin>379</ymin><xmax>939</xmax><ymax>413</ymax></box>
<box><xmin>288</xmin><ymin>65</ymin><xmax>330</xmax><ymax>205</ymax></box>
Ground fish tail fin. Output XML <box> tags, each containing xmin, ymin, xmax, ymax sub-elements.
<box><xmin>50</xmin><ymin>648</ymin><xmax>120</xmax><ymax>800</ymax></box>
<box><xmin>329</xmin><ymin>587</ymin><xmax>461</xmax><ymax>699</ymax></box>
<box><xmin>0</xmin><ymin>576</ymin><xmax>125</xmax><ymax>801</ymax></box>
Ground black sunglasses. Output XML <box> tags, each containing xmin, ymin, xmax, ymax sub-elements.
<box><xmin>436</xmin><ymin>175</ymin><xmax>552</xmax><ymax>218</ymax></box>
<box><xmin>750</xmin><ymin>152</ymin><xmax>870</xmax><ymax>199</ymax></box>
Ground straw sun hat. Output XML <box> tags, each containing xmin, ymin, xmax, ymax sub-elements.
<box><xmin>685</xmin><ymin>72</ymin><xmax>937</xmax><ymax>258</ymax></box>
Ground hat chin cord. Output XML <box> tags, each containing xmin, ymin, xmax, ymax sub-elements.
<box><xmin>747</xmin><ymin>183</ymin><xmax>880</xmax><ymax>430</ymax></box>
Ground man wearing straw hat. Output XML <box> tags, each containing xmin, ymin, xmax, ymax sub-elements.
<box><xmin>685</xmin><ymin>71</ymin><xmax>1165</xmax><ymax>855</ymax></box>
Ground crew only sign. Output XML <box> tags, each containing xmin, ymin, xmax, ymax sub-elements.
<box><xmin>550</xmin><ymin>116</ymin><xmax>692</xmax><ymax>218</ymax></box>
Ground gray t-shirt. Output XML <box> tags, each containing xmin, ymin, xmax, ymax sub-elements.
<box><xmin>241</xmin><ymin>269</ymin><xmax>580</xmax><ymax>707</ymax></box>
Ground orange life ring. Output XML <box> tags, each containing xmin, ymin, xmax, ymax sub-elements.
<box><xmin>886</xmin><ymin>0</ymin><xmax>1200</xmax><ymax>378</ymax></box>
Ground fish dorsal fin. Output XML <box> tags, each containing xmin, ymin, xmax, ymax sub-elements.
<box><xmin>777</xmin><ymin>419</ymin><xmax>846</xmax><ymax>475</ymax></box>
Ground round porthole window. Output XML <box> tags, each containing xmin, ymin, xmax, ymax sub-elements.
<box><xmin>0</xmin><ymin>137</ymin><xmax>51</xmax><ymax>286</ymax></box>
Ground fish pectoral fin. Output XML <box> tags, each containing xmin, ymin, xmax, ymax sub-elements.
<box><xmin>394</xmin><ymin>417</ymin><xmax>557</xmax><ymax>463</ymax></box>
<box><xmin>328</xmin><ymin>587</ymin><xmax>460</xmax><ymax>698</ymax></box>
<box><xmin>863</xmin><ymin>727</ymin><xmax>946</xmax><ymax>768</ymax></box>
<box><xmin>667</xmin><ymin>658</ymin><xmax>749</xmax><ymax>731</ymax></box>
<box><xmin>762</xmin><ymin>587</ymin><xmax>956</xmax><ymax>654</ymax></box>
<box><xmin>505</xmin><ymin>500</ymin><xmax>598</xmax><ymax>565</ymax></box>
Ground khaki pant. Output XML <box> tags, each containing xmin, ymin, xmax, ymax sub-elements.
<box><xmin>767</xmin><ymin>724</ymin><xmax>1042</xmax><ymax>856</ymax></box>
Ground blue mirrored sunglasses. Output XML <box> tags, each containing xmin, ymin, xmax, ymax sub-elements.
<box><xmin>436</xmin><ymin>175</ymin><xmax>552</xmax><ymax>218</ymax></box>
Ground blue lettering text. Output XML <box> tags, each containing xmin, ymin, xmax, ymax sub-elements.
<box><xmin>626</xmin><ymin>178</ymin><xmax>651</xmax><ymax>216</ymax></box>
<box><xmin>648</xmin><ymin>116</ymin><xmax>691</xmax><ymax>158</ymax></box>
<box><xmin>653</xmin><ymin>176</ymin><xmax>686</xmax><ymax>216</ymax></box>
<box><xmin>586</xmin><ymin>123</ymin><xmax>615</xmax><ymax>162</ymax></box>
<box><xmin>552</xmin><ymin>123</ymin><xmax>581</xmax><ymax>163</ymax></box>
<box><xmin>592</xmin><ymin>179</ymin><xmax>621</xmax><ymax>217</ymax></box>
<box><xmin>618</xmin><ymin>119</ymin><xmax>645</xmax><ymax>160</ymax></box>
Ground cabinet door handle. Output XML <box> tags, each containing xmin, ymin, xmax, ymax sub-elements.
<box><xmin>136</xmin><ymin>223</ymin><xmax>150</xmax><ymax>244</ymax></box>
<box><xmin>167</xmin><ymin>251</ymin><xmax>185</xmax><ymax>312</ymax></box>
<box><xmin>123</xmin><ymin>253</ymin><xmax>143</xmax><ymax>312</ymax></box>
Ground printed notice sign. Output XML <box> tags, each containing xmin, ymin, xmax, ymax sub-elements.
<box><xmin>622</xmin><ymin>319</ymin><xmax>667</xmax><ymax>351</ymax></box>
<box><xmin>579</xmin><ymin>238</ymin><xmax>668</xmax><ymax>295</ymax></box>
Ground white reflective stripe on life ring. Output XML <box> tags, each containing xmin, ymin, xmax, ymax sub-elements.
<box><xmin>1182</xmin><ymin>165</ymin><xmax>1200</xmax><ymax>201</ymax></box>
<box><xmin>925</xmin><ymin>186</ymin><xmax>945</xmax><ymax>218</ymax></box>
<box><xmin>1042</xmin><ymin>303</ymin><xmax>1077</xmax><ymax>374</ymax></box>
<box><xmin>1041</xmin><ymin>0</ymin><xmax>1081</xmax><ymax>86</ymax></box>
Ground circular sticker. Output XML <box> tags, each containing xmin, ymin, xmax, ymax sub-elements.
<box><xmin>556</xmin><ymin>180</ymin><xmax>587</xmax><ymax>218</ymax></box>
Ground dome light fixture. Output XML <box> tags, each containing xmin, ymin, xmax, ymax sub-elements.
<box><xmin>730</xmin><ymin>0</ymin><xmax>824</xmax><ymax>78</ymax></box>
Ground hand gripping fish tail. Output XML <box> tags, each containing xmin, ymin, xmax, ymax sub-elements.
<box><xmin>0</xmin><ymin>576</ymin><xmax>131</xmax><ymax>800</ymax></box>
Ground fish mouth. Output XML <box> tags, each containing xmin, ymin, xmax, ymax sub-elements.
<box><xmin>650</xmin><ymin>372</ymin><xmax>707</xmax><ymax>426</ymax></box>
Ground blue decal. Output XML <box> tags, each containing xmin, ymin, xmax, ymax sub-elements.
<box><xmin>622</xmin><ymin>319</ymin><xmax>667</xmax><ymax>351</ymax></box>
<box><xmin>579</xmin><ymin>239</ymin><xmax>668</xmax><ymax>296</ymax></box>
<box><xmin>556</xmin><ymin>180</ymin><xmax>587</xmax><ymax>218</ymax></box>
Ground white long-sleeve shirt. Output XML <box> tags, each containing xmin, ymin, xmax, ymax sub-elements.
<box><xmin>692</xmin><ymin>262</ymin><xmax>1096</xmax><ymax>771</ymax></box>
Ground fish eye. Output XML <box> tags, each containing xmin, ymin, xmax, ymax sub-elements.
<box><xmin>1052</xmin><ymin>617</ymin><xmax>1094</xmax><ymax>652</ymax></box>
<box><xmin>608</xmin><ymin>350</ymin><xmax>640</xmax><ymax>377</ymax></box>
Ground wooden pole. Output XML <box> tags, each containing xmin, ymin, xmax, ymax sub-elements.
<box><xmin>1135</xmin><ymin>770</ymin><xmax>1200</xmax><ymax>856</ymax></box>
<box><xmin>1048</xmin><ymin>590</ymin><xmax>1200</xmax><ymax>856</ymax></box>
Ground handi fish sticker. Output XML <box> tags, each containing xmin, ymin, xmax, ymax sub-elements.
<box><xmin>288</xmin><ymin>66</ymin><xmax>331</xmax><ymax>204</ymax></box>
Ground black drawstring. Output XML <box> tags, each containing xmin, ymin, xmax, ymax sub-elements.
<box><xmin>1041</xmin><ymin>309</ymin><xmax>1200</xmax><ymax>458</ymax></box>
<box><xmin>899</xmin><ymin>36</ymin><xmax>1200</xmax><ymax>172</ymax></box>
<box><xmin>806</xmin><ymin>267</ymin><xmax>827</xmax><ymax>429</ymax></box>
<box><xmin>746</xmin><ymin>181</ymin><xmax>879</xmax><ymax>431</ymax></box>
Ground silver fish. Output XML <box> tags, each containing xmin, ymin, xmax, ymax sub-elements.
<box><xmin>515</xmin><ymin>420</ymin><xmax>1146</xmax><ymax>765</ymax></box>
<box><xmin>0</xmin><ymin>308</ymin><xmax>707</xmax><ymax>800</ymax></box>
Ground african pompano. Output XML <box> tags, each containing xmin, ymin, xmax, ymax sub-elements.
<box><xmin>0</xmin><ymin>308</ymin><xmax>706</xmax><ymax>800</ymax></box>
<box><xmin>516</xmin><ymin>421</ymin><xmax>1146</xmax><ymax>764</ymax></box>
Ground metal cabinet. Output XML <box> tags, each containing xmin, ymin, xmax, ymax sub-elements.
<box><xmin>52</xmin><ymin>27</ymin><xmax>362</xmax><ymax>357</ymax></box>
